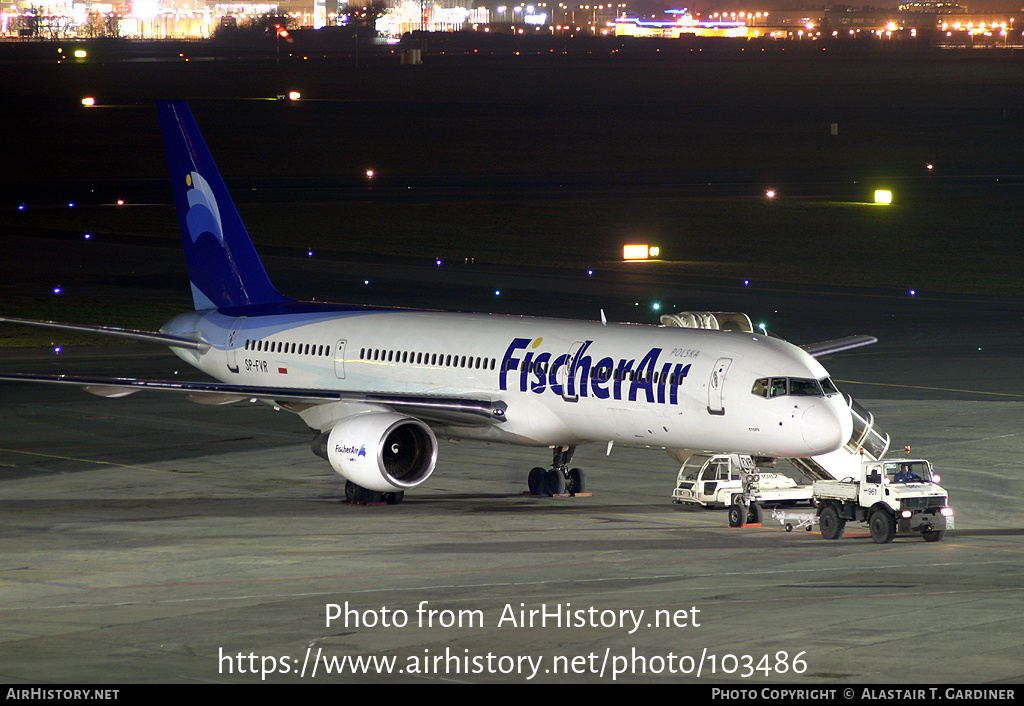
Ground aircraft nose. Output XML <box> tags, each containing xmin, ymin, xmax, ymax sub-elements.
<box><xmin>800</xmin><ymin>399</ymin><xmax>852</xmax><ymax>455</ymax></box>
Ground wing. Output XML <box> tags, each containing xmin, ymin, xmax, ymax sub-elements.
<box><xmin>799</xmin><ymin>335</ymin><xmax>877</xmax><ymax>358</ymax></box>
<box><xmin>0</xmin><ymin>372</ymin><xmax>507</xmax><ymax>427</ymax></box>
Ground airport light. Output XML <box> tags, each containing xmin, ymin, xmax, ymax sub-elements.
<box><xmin>81</xmin><ymin>97</ymin><xmax>96</xmax><ymax>107</ymax></box>
<box><xmin>623</xmin><ymin>244</ymin><xmax>661</xmax><ymax>260</ymax></box>
<box><xmin>874</xmin><ymin>190</ymin><xmax>892</xmax><ymax>204</ymax></box>
<box><xmin>623</xmin><ymin>244</ymin><xmax>649</xmax><ymax>260</ymax></box>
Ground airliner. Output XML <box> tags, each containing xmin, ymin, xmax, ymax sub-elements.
<box><xmin>0</xmin><ymin>102</ymin><xmax>872</xmax><ymax>504</ymax></box>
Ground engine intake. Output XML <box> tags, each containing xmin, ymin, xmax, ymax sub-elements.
<box><xmin>312</xmin><ymin>412</ymin><xmax>437</xmax><ymax>492</ymax></box>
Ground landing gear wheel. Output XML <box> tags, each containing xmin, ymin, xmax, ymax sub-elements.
<box><xmin>528</xmin><ymin>467</ymin><xmax>546</xmax><ymax>495</ymax></box>
<box><xmin>346</xmin><ymin>481</ymin><xmax>383</xmax><ymax>504</ymax></box>
<box><xmin>728</xmin><ymin>503</ymin><xmax>745</xmax><ymax>527</ymax></box>
<box><xmin>923</xmin><ymin>530</ymin><xmax>945</xmax><ymax>542</ymax></box>
<box><xmin>819</xmin><ymin>504</ymin><xmax>845</xmax><ymax>540</ymax></box>
<box><xmin>545</xmin><ymin>469</ymin><xmax>566</xmax><ymax>496</ymax></box>
<box><xmin>748</xmin><ymin>502</ymin><xmax>764</xmax><ymax>525</ymax></box>
<box><xmin>869</xmin><ymin>510</ymin><xmax>896</xmax><ymax>544</ymax></box>
<box><xmin>357</xmin><ymin>486</ymin><xmax>383</xmax><ymax>504</ymax></box>
<box><xmin>383</xmin><ymin>491</ymin><xmax>404</xmax><ymax>505</ymax></box>
<box><xmin>566</xmin><ymin>467</ymin><xmax>586</xmax><ymax>495</ymax></box>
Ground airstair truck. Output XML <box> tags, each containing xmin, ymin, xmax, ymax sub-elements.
<box><xmin>814</xmin><ymin>458</ymin><xmax>953</xmax><ymax>543</ymax></box>
<box><xmin>671</xmin><ymin>453</ymin><xmax>812</xmax><ymax>510</ymax></box>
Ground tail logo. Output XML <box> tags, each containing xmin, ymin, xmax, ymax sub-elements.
<box><xmin>184</xmin><ymin>171</ymin><xmax>225</xmax><ymax>245</ymax></box>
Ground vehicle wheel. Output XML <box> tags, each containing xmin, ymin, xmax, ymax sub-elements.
<box><xmin>785</xmin><ymin>523</ymin><xmax>794</xmax><ymax>532</ymax></box>
<box><xmin>869</xmin><ymin>509</ymin><xmax>896</xmax><ymax>544</ymax></box>
<box><xmin>566</xmin><ymin>467</ymin><xmax>586</xmax><ymax>495</ymax></box>
<box><xmin>923</xmin><ymin>530</ymin><xmax>945</xmax><ymax>542</ymax></box>
<box><xmin>345</xmin><ymin>480</ymin><xmax>357</xmax><ymax>502</ymax></box>
<box><xmin>545</xmin><ymin>469</ymin><xmax>566</xmax><ymax>496</ymax></box>
<box><xmin>819</xmin><ymin>504</ymin><xmax>845</xmax><ymax>540</ymax></box>
<box><xmin>728</xmin><ymin>503</ymin><xmax>745</xmax><ymax>527</ymax></box>
<box><xmin>528</xmin><ymin>467</ymin><xmax>546</xmax><ymax>495</ymax></box>
<box><xmin>748</xmin><ymin>502</ymin><xmax>764</xmax><ymax>525</ymax></box>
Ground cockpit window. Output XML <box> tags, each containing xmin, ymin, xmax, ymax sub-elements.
<box><xmin>819</xmin><ymin>377</ymin><xmax>840</xmax><ymax>396</ymax></box>
<box><xmin>752</xmin><ymin>376</ymin><xmax>840</xmax><ymax>398</ymax></box>
<box><xmin>789</xmin><ymin>378</ymin><xmax>823</xmax><ymax>396</ymax></box>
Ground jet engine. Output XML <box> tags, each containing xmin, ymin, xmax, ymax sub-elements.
<box><xmin>312</xmin><ymin>412</ymin><xmax>438</xmax><ymax>492</ymax></box>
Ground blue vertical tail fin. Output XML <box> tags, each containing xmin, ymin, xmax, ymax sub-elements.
<box><xmin>157</xmin><ymin>101</ymin><xmax>291</xmax><ymax>311</ymax></box>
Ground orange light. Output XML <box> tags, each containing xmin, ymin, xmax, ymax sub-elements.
<box><xmin>623</xmin><ymin>244</ymin><xmax>649</xmax><ymax>260</ymax></box>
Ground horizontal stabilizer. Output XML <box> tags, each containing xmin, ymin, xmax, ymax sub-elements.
<box><xmin>800</xmin><ymin>335</ymin><xmax>877</xmax><ymax>358</ymax></box>
<box><xmin>0</xmin><ymin>317</ymin><xmax>209</xmax><ymax>351</ymax></box>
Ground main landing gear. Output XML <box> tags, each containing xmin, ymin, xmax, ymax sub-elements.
<box><xmin>345</xmin><ymin>479</ymin><xmax>404</xmax><ymax>506</ymax></box>
<box><xmin>527</xmin><ymin>446</ymin><xmax>588</xmax><ymax>497</ymax></box>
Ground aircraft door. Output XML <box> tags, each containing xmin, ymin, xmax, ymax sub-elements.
<box><xmin>226</xmin><ymin>317</ymin><xmax>246</xmax><ymax>374</ymax></box>
<box><xmin>334</xmin><ymin>340</ymin><xmax>347</xmax><ymax>379</ymax></box>
<box><xmin>707</xmin><ymin>357</ymin><xmax>732</xmax><ymax>416</ymax></box>
<box><xmin>559</xmin><ymin>341</ymin><xmax>586</xmax><ymax>402</ymax></box>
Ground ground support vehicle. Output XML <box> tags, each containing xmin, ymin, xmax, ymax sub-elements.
<box><xmin>814</xmin><ymin>458</ymin><xmax>953</xmax><ymax>543</ymax></box>
<box><xmin>672</xmin><ymin>453</ymin><xmax>813</xmax><ymax>516</ymax></box>
<box><xmin>770</xmin><ymin>508</ymin><xmax>818</xmax><ymax>532</ymax></box>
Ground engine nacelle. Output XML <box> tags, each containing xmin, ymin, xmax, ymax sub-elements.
<box><xmin>312</xmin><ymin>413</ymin><xmax>437</xmax><ymax>492</ymax></box>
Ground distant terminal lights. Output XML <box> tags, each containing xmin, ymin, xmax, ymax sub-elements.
<box><xmin>615</xmin><ymin>10</ymin><xmax>752</xmax><ymax>38</ymax></box>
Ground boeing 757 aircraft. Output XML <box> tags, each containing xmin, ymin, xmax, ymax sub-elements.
<box><xmin>0</xmin><ymin>102</ymin><xmax>873</xmax><ymax>504</ymax></box>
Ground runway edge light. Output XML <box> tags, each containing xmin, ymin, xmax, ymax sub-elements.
<box><xmin>874</xmin><ymin>189</ymin><xmax>892</xmax><ymax>204</ymax></box>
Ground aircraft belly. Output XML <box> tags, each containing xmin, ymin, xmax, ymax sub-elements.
<box><xmin>503</xmin><ymin>396</ymin><xmax>579</xmax><ymax>445</ymax></box>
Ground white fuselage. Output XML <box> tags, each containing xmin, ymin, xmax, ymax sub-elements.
<box><xmin>163</xmin><ymin>306</ymin><xmax>853</xmax><ymax>458</ymax></box>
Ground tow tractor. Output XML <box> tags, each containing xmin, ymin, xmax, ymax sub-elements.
<box><xmin>762</xmin><ymin>457</ymin><xmax>953</xmax><ymax>542</ymax></box>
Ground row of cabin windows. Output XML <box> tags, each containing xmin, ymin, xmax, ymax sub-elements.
<box><xmin>359</xmin><ymin>348</ymin><xmax>497</xmax><ymax>371</ymax></box>
<box><xmin>245</xmin><ymin>339</ymin><xmax>332</xmax><ymax>358</ymax></box>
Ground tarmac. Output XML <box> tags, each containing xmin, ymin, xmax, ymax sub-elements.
<box><xmin>1</xmin><ymin>240</ymin><xmax>1022</xmax><ymax>684</ymax></box>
